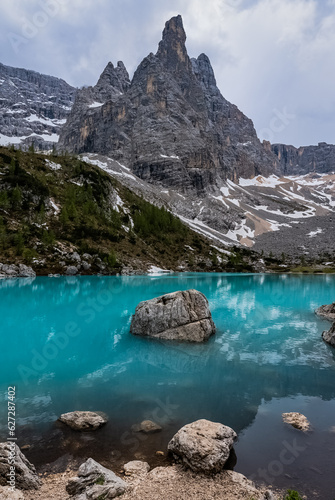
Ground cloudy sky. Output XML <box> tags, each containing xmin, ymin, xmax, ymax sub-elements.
<box><xmin>1</xmin><ymin>0</ymin><xmax>334</xmax><ymax>147</ymax></box>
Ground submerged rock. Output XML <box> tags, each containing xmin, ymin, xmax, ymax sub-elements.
<box><xmin>66</xmin><ymin>457</ymin><xmax>126</xmax><ymax>499</ymax></box>
<box><xmin>167</xmin><ymin>419</ymin><xmax>237</xmax><ymax>473</ymax></box>
<box><xmin>322</xmin><ymin>322</ymin><xmax>335</xmax><ymax>347</ymax></box>
<box><xmin>130</xmin><ymin>289</ymin><xmax>216</xmax><ymax>342</ymax></box>
<box><xmin>131</xmin><ymin>420</ymin><xmax>162</xmax><ymax>434</ymax></box>
<box><xmin>58</xmin><ymin>411</ymin><xmax>108</xmax><ymax>431</ymax></box>
<box><xmin>315</xmin><ymin>302</ymin><xmax>335</xmax><ymax>321</ymax></box>
<box><xmin>0</xmin><ymin>443</ymin><xmax>41</xmax><ymax>490</ymax></box>
<box><xmin>282</xmin><ymin>412</ymin><xmax>311</xmax><ymax>431</ymax></box>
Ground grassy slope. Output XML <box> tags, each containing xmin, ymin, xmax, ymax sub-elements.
<box><xmin>0</xmin><ymin>146</ymin><xmax>259</xmax><ymax>275</ymax></box>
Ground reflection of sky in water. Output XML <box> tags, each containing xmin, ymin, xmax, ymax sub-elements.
<box><xmin>0</xmin><ymin>274</ymin><xmax>334</xmax><ymax>496</ymax></box>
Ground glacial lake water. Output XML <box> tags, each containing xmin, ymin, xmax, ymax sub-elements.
<box><xmin>1</xmin><ymin>273</ymin><xmax>335</xmax><ymax>498</ymax></box>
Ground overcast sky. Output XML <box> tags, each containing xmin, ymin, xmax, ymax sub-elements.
<box><xmin>1</xmin><ymin>0</ymin><xmax>334</xmax><ymax>147</ymax></box>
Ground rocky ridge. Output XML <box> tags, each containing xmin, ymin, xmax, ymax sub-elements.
<box><xmin>0</xmin><ymin>63</ymin><xmax>76</xmax><ymax>150</ymax></box>
<box><xmin>272</xmin><ymin>142</ymin><xmax>335</xmax><ymax>176</ymax></box>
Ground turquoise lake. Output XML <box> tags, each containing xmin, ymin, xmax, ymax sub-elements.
<box><xmin>1</xmin><ymin>273</ymin><xmax>335</xmax><ymax>498</ymax></box>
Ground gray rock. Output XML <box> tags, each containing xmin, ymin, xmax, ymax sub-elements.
<box><xmin>66</xmin><ymin>458</ymin><xmax>126</xmax><ymax>499</ymax></box>
<box><xmin>123</xmin><ymin>461</ymin><xmax>150</xmax><ymax>476</ymax></box>
<box><xmin>167</xmin><ymin>419</ymin><xmax>237</xmax><ymax>473</ymax></box>
<box><xmin>82</xmin><ymin>261</ymin><xmax>91</xmax><ymax>271</ymax></box>
<box><xmin>66</xmin><ymin>266</ymin><xmax>78</xmax><ymax>276</ymax></box>
<box><xmin>322</xmin><ymin>322</ymin><xmax>335</xmax><ymax>347</ymax></box>
<box><xmin>82</xmin><ymin>253</ymin><xmax>92</xmax><ymax>261</ymax></box>
<box><xmin>70</xmin><ymin>252</ymin><xmax>81</xmax><ymax>262</ymax></box>
<box><xmin>131</xmin><ymin>420</ymin><xmax>162</xmax><ymax>434</ymax></box>
<box><xmin>2</xmin><ymin>264</ymin><xmax>19</xmax><ymax>276</ymax></box>
<box><xmin>0</xmin><ymin>442</ymin><xmax>41</xmax><ymax>490</ymax></box>
<box><xmin>316</xmin><ymin>302</ymin><xmax>335</xmax><ymax>321</ymax></box>
<box><xmin>130</xmin><ymin>289</ymin><xmax>215</xmax><ymax>342</ymax></box>
<box><xmin>17</xmin><ymin>264</ymin><xmax>36</xmax><ymax>278</ymax></box>
<box><xmin>58</xmin><ymin>411</ymin><xmax>108</xmax><ymax>431</ymax></box>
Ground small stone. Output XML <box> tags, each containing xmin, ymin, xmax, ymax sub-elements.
<box><xmin>123</xmin><ymin>460</ymin><xmax>150</xmax><ymax>476</ymax></box>
<box><xmin>155</xmin><ymin>451</ymin><xmax>165</xmax><ymax>456</ymax></box>
<box><xmin>131</xmin><ymin>420</ymin><xmax>162</xmax><ymax>434</ymax></box>
<box><xmin>282</xmin><ymin>412</ymin><xmax>311</xmax><ymax>431</ymax></box>
<box><xmin>65</xmin><ymin>266</ymin><xmax>78</xmax><ymax>276</ymax></box>
<box><xmin>82</xmin><ymin>261</ymin><xmax>91</xmax><ymax>271</ymax></box>
<box><xmin>58</xmin><ymin>411</ymin><xmax>108</xmax><ymax>431</ymax></box>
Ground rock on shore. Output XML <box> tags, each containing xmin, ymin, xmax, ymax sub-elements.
<box><xmin>0</xmin><ymin>442</ymin><xmax>41</xmax><ymax>490</ymax></box>
<box><xmin>167</xmin><ymin>419</ymin><xmax>237</xmax><ymax>473</ymax></box>
<box><xmin>66</xmin><ymin>458</ymin><xmax>126</xmax><ymax>499</ymax></box>
<box><xmin>130</xmin><ymin>289</ymin><xmax>216</xmax><ymax>342</ymax></box>
<box><xmin>0</xmin><ymin>263</ymin><xmax>36</xmax><ymax>278</ymax></box>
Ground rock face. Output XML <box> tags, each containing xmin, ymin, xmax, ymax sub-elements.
<box><xmin>167</xmin><ymin>419</ymin><xmax>237</xmax><ymax>473</ymax></box>
<box><xmin>0</xmin><ymin>63</ymin><xmax>76</xmax><ymax>150</ymax></box>
<box><xmin>0</xmin><ymin>443</ymin><xmax>41</xmax><ymax>490</ymax></box>
<box><xmin>130</xmin><ymin>289</ymin><xmax>216</xmax><ymax>342</ymax></box>
<box><xmin>282</xmin><ymin>412</ymin><xmax>311</xmax><ymax>431</ymax></box>
<box><xmin>66</xmin><ymin>458</ymin><xmax>126</xmax><ymax>499</ymax></box>
<box><xmin>322</xmin><ymin>322</ymin><xmax>335</xmax><ymax>347</ymax></box>
<box><xmin>272</xmin><ymin>142</ymin><xmax>335</xmax><ymax>175</ymax></box>
<box><xmin>58</xmin><ymin>15</ymin><xmax>279</xmax><ymax>193</ymax></box>
<box><xmin>58</xmin><ymin>411</ymin><xmax>108</xmax><ymax>431</ymax></box>
<box><xmin>315</xmin><ymin>302</ymin><xmax>335</xmax><ymax>321</ymax></box>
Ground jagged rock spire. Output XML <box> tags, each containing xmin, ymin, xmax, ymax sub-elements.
<box><xmin>96</xmin><ymin>61</ymin><xmax>130</xmax><ymax>94</ymax></box>
<box><xmin>156</xmin><ymin>15</ymin><xmax>191</xmax><ymax>72</ymax></box>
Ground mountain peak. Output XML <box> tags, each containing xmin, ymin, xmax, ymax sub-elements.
<box><xmin>156</xmin><ymin>15</ymin><xmax>189</xmax><ymax>71</ymax></box>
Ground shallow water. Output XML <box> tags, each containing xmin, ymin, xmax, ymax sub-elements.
<box><xmin>1</xmin><ymin>274</ymin><xmax>335</xmax><ymax>498</ymax></box>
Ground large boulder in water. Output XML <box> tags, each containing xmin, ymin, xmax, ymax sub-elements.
<box><xmin>167</xmin><ymin>419</ymin><xmax>237</xmax><ymax>473</ymax></box>
<box><xmin>315</xmin><ymin>302</ymin><xmax>335</xmax><ymax>321</ymax></box>
<box><xmin>322</xmin><ymin>322</ymin><xmax>335</xmax><ymax>347</ymax></box>
<box><xmin>130</xmin><ymin>289</ymin><xmax>215</xmax><ymax>342</ymax></box>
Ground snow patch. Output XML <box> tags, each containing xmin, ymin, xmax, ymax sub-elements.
<box><xmin>88</xmin><ymin>101</ymin><xmax>104</xmax><ymax>108</ymax></box>
<box><xmin>148</xmin><ymin>266</ymin><xmax>172</xmax><ymax>275</ymax></box>
<box><xmin>308</xmin><ymin>228</ymin><xmax>323</xmax><ymax>238</ymax></box>
<box><xmin>45</xmin><ymin>160</ymin><xmax>61</xmax><ymax>171</ymax></box>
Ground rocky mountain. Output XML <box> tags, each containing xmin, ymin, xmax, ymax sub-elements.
<box><xmin>272</xmin><ymin>142</ymin><xmax>335</xmax><ymax>175</ymax></box>
<box><xmin>58</xmin><ymin>15</ymin><xmax>279</xmax><ymax>192</ymax></box>
<box><xmin>0</xmin><ymin>63</ymin><xmax>76</xmax><ymax>150</ymax></box>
